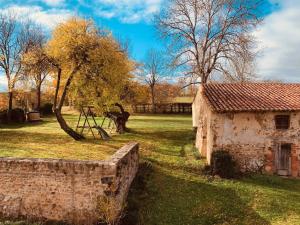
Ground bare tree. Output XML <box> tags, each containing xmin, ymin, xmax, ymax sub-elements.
<box><xmin>22</xmin><ymin>28</ymin><xmax>50</xmax><ymax>111</ymax></box>
<box><xmin>0</xmin><ymin>13</ymin><xmax>36</xmax><ymax>120</ymax></box>
<box><xmin>156</xmin><ymin>0</ymin><xmax>262</xmax><ymax>84</ymax></box>
<box><xmin>117</xmin><ymin>36</ymin><xmax>132</xmax><ymax>56</ymax></box>
<box><xmin>222</xmin><ymin>50</ymin><xmax>257</xmax><ymax>82</ymax></box>
<box><xmin>142</xmin><ymin>49</ymin><xmax>168</xmax><ymax>113</ymax></box>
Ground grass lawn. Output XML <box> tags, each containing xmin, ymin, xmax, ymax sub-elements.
<box><xmin>0</xmin><ymin>115</ymin><xmax>118</xmax><ymax>160</ymax></box>
<box><xmin>1</xmin><ymin>114</ymin><xmax>300</xmax><ymax>225</ymax></box>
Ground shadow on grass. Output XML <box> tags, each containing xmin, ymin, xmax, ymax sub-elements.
<box><xmin>121</xmin><ymin>163</ymin><xmax>271</xmax><ymax>225</ymax></box>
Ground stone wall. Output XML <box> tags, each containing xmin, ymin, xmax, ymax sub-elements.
<box><xmin>196</xmin><ymin>108</ymin><xmax>300</xmax><ymax>177</ymax></box>
<box><xmin>0</xmin><ymin>142</ymin><xmax>139</xmax><ymax>225</ymax></box>
<box><xmin>214</xmin><ymin>112</ymin><xmax>300</xmax><ymax>176</ymax></box>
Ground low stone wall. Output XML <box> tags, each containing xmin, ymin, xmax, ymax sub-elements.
<box><xmin>0</xmin><ymin>142</ymin><xmax>139</xmax><ymax>225</ymax></box>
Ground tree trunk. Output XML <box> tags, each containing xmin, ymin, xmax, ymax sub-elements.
<box><xmin>115</xmin><ymin>117</ymin><xmax>126</xmax><ymax>134</ymax></box>
<box><xmin>36</xmin><ymin>83</ymin><xmax>41</xmax><ymax>111</ymax></box>
<box><xmin>53</xmin><ymin>66</ymin><xmax>85</xmax><ymax>141</ymax></box>
<box><xmin>114</xmin><ymin>103</ymin><xmax>130</xmax><ymax>133</ymax></box>
<box><xmin>7</xmin><ymin>91</ymin><xmax>13</xmax><ymax>122</ymax></box>
<box><xmin>54</xmin><ymin>109</ymin><xmax>85</xmax><ymax>141</ymax></box>
<box><xmin>150</xmin><ymin>86</ymin><xmax>155</xmax><ymax>113</ymax></box>
<box><xmin>105</xmin><ymin>108</ymin><xmax>130</xmax><ymax>134</ymax></box>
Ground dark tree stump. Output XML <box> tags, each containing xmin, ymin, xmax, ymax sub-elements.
<box><xmin>104</xmin><ymin>103</ymin><xmax>130</xmax><ymax>134</ymax></box>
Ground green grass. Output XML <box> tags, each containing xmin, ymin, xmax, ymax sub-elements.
<box><xmin>1</xmin><ymin>114</ymin><xmax>300</xmax><ymax>225</ymax></box>
<box><xmin>0</xmin><ymin>115</ymin><xmax>118</xmax><ymax>160</ymax></box>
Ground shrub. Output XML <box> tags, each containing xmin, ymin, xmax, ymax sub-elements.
<box><xmin>202</xmin><ymin>164</ymin><xmax>212</xmax><ymax>176</ymax></box>
<box><xmin>179</xmin><ymin>147</ymin><xmax>186</xmax><ymax>157</ymax></box>
<box><xmin>40</xmin><ymin>103</ymin><xmax>53</xmax><ymax>115</ymax></box>
<box><xmin>193</xmin><ymin>151</ymin><xmax>201</xmax><ymax>160</ymax></box>
<box><xmin>98</xmin><ymin>196</ymin><xmax>125</xmax><ymax>225</ymax></box>
<box><xmin>0</xmin><ymin>108</ymin><xmax>26</xmax><ymax>123</ymax></box>
<box><xmin>210</xmin><ymin>150</ymin><xmax>236</xmax><ymax>179</ymax></box>
<box><xmin>190</xmin><ymin>146</ymin><xmax>201</xmax><ymax>160</ymax></box>
<box><xmin>11</xmin><ymin>108</ymin><xmax>26</xmax><ymax>123</ymax></box>
<box><xmin>0</xmin><ymin>110</ymin><xmax>7</xmax><ymax>123</ymax></box>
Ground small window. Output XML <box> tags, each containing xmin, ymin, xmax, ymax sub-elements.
<box><xmin>275</xmin><ymin>115</ymin><xmax>290</xmax><ymax>129</ymax></box>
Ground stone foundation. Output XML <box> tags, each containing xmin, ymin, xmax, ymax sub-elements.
<box><xmin>0</xmin><ymin>142</ymin><xmax>139</xmax><ymax>225</ymax></box>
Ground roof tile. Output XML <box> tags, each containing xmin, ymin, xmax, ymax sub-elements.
<box><xmin>203</xmin><ymin>83</ymin><xmax>300</xmax><ymax>112</ymax></box>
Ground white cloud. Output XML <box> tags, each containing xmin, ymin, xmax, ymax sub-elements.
<box><xmin>94</xmin><ymin>0</ymin><xmax>163</xmax><ymax>23</ymax></box>
<box><xmin>255</xmin><ymin>0</ymin><xmax>300</xmax><ymax>81</ymax></box>
<box><xmin>0</xmin><ymin>76</ymin><xmax>7</xmax><ymax>91</ymax></box>
<box><xmin>0</xmin><ymin>5</ymin><xmax>73</xmax><ymax>29</ymax></box>
<box><xmin>42</xmin><ymin>0</ymin><xmax>65</xmax><ymax>7</ymax></box>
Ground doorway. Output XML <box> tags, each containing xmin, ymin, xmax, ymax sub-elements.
<box><xmin>276</xmin><ymin>143</ymin><xmax>292</xmax><ymax>176</ymax></box>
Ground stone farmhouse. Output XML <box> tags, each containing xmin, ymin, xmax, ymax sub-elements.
<box><xmin>192</xmin><ymin>83</ymin><xmax>300</xmax><ymax>177</ymax></box>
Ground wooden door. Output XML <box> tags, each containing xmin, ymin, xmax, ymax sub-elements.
<box><xmin>277</xmin><ymin>143</ymin><xmax>291</xmax><ymax>176</ymax></box>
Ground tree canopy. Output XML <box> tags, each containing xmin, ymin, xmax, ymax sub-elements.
<box><xmin>25</xmin><ymin>17</ymin><xmax>134</xmax><ymax>140</ymax></box>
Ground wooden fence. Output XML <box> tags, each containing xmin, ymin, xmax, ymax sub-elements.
<box><xmin>133</xmin><ymin>103</ymin><xmax>192</xmax><ymax>114</ymax></box>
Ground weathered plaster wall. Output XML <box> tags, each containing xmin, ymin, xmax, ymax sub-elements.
<box><xmin>0</xmin><ymin>142</ymin><xmax>139</xmax><ymax>225</ymax></box>
<box><xmin>214</xmin><ymin>112</ymin><xmax>300</xmax><ymax>175</ymax></box>
<box><xmin>196</xmin><ymin>109</ymin><xmax>300</xmax><ymax>176</ymax></box>
<box><xmin>192</xmin><ymin>86</ymin><xmax>203</xmax><ymax>128</ymax></box>
<box><xmin>195</xmin><ymin>92</ymin><xmax>214</xmax><ymax>159</ymax></box>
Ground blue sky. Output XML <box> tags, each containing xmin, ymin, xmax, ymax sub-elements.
<box><xmin>0</xmin><ymin>0</ymin><xmax>300</xmax><ymax>90</ymax></box>
<box><xmin>0</xmin><ymin>0</ymin><xmax>166</xmax><ymax>61</ymax></box>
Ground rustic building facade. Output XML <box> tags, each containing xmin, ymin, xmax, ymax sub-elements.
<box><xmin>193</xmin><ymin>83</ymin><xmax>300</xmax><ymax>177</ymax></box>
<box><xmin>0</xmin><ymin>142</ymin><xmax>139</xmax><ymax>225</ymax></box>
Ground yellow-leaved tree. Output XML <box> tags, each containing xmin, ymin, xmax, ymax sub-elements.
<box><xmin>45</xmin><ymin>17</ymin><xmax>133</xmax><ymax>140</ymax></box>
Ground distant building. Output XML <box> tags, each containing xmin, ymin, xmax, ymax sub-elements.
<box><xmin>193</xmin><ymin>83</ymin><xmax>300</xmax><ymax>177</ymax></box>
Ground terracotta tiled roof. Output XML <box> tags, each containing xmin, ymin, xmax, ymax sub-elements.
<box><xmin>203</xmin><ymin>83</ymin><xmax>300</xmax><ymax>112</ymax></box>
